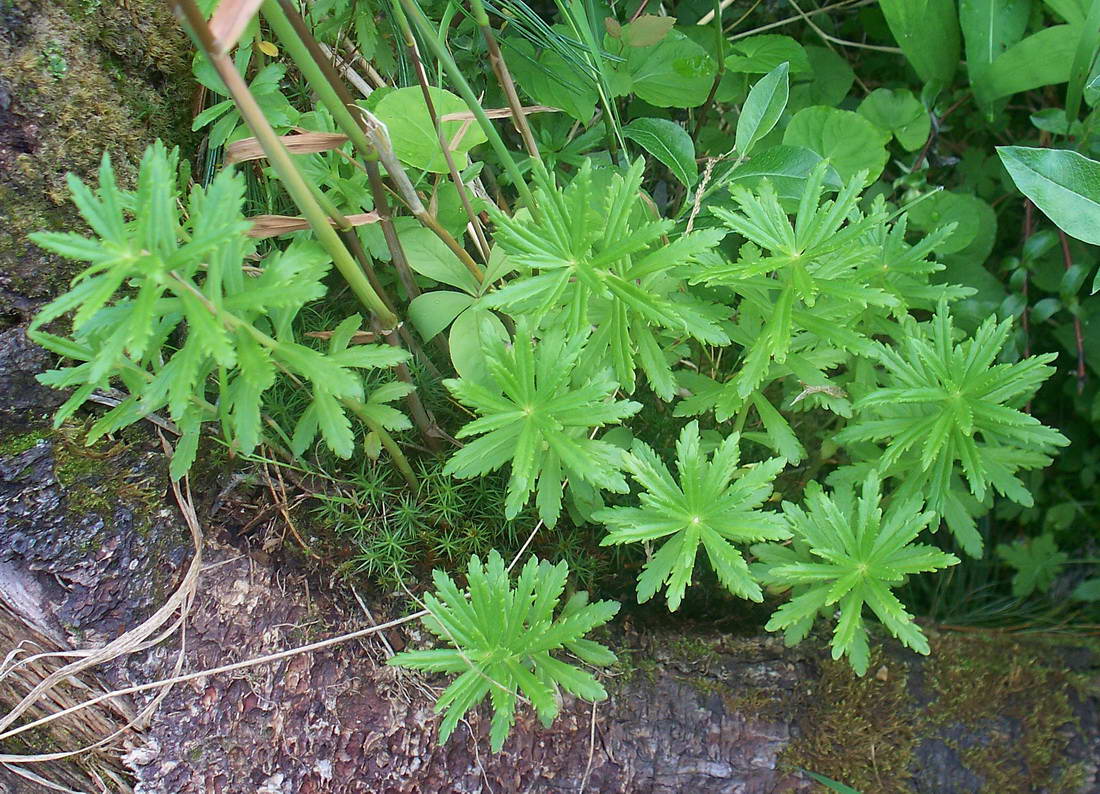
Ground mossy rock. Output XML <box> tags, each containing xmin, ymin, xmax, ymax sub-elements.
<box><xmin>0</xmin><ymin>0</ymin><xmax>195</xmax><ymax>314</ymax></box>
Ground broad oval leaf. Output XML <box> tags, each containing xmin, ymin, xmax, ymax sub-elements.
<box><xmin>504</xmin><ymin>37</ymin><xmax>598</xmax><ymax>123</ymax></box>
<box><xmin>408</xmin><ymin>290</ymin><xmax>476</xmax><ymax>341</ymax></box>
<box><xmin>622</xmin><ymin>29</ymin><xmax>715</xmax><ymax>108</ymax></box>
<box><xmin>907</xmin><ymin>190</ymin><xmax>993</xmax><ymax>255</ymax></box>
<box><xmin>998</xmin><ymin>146</ymin><xmax>1100</xmax><ymax>245</ymax></box>
<box><xmin>857</xmin><ymin>88</ymin><xmax>930</xmax><ymax>152</ymax></box>
<box><xmin>373</xmin><ymin>86</ymin><xmax>488</xmax><ymax>173</ymax></box>
<box><xmin>726</xmin><ymin>145</ymin><xmax>841</xmax><ymax>201</ymax></box>
<box><xmin>736</xmin><ymin>62</ymin><xmax>790</xmax><ymax>157</ymax></box>
<box><xmin>880</xmin><ymin>0</ymin><xmax>961</xmax><ymax>89</ymax></box>
<box><xmin>724</xmin><ymin>34</ymin><xmax>810</xmax><ymax>74</ymax></box>
<box><xmin>449</xmin><ymin>307</ymin><xmax>509</xmax><ymax>386</ymax></box>
<box><xmin>783</xmin><ymin>106</ymin><xmax>890</xmax><ymax>185</ymax></box>
<box><xmin>400</xmin><ymin>226</ymin><xmax>482</xmax><ymax>293</ymax></box>
<box><xmin>623</xmin><ymin>118</ymin><xmax>698</xmax><ymax>186</ymax></box>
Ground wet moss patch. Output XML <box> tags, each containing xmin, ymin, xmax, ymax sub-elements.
<box><xmin>781</xmin><ymin>647</ymin><xmax>918</xmax><ymax>793</ymax></box>
<box><xmin>923</xmin><ymin>632</ymin><xmax>1086</xmax><ymax>793</ymax></box>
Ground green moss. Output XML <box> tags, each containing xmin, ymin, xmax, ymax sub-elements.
<box><xmin>26</xmin><ymin>422</ymin><xmax>161</xmax><ymax>532</ymax></box>
<box><xmin>925</xmin><ymin>633</ymin><xmax>1084</xmax><ymax>793</ymax></box>
<box><xmin>781</xmin><ymin>649</ymin><xmax>918</xmax><ymax>793</ymax></box>
<box><xmin>0</xmin><ymin>1</ymin><xmax>194</xmax><ymax>308</ymax></box>
<box><xmin>0</xmin><ymin>428</ymin><xmax>49</xmax><ymax>457</ymax></box>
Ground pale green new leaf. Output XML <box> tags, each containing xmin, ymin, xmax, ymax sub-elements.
<box><xmin>837</xmin><ymin>301</ymin><xmax>1068</xmax><ymax>554</ymax></box>
<box><xmin>756</xmin><ymin>474</ymin><xmax>958</xmax><ymax>675</ymax></box>
<box><xmin>444</xmin><ymin>320</ymin><xmax>642</xmax><ymax>527</ymax></box>
<box><xmin>388</xmin><ymin>550</ymin><xmax>619</xmax><ymax>752</ymax></box>
<box><xmin>595</xmin><ymin>421</ymin><xmax>788</xmax><ymax>610</ymax></box>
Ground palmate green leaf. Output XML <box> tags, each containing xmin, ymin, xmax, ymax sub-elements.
<box><xmin>482</xmin><ymin>158</ymin><xmax>729</xmax><ymax>399</ymax></box>
<box><xmin>29</xmin><ymin>140</ymin><xmax>410</xmax><ymax>478</ymax></box>
<box><xmin>388</xmin><ymin>550</ymin><xmax>618</xmax><ymax>752</ymax></box>
<box><xmin>837</xmin><ymin>301</ymin><xmax>1068</xmax><ymax>554</ymax></box>
<box><xmin>443</xmin><ymin>320</ymin><xmax>641</xmax><ymax>527</ymax></box>
<box><xmin>595</xmin><ymin>421</ymin><xmax>788</xmax><ymax>611</ymax></box>
<box><xmin>694</xmin><ymin>163</ymin><xmax>895</xmax><ymax>407</ymax></box>
<box><xmin>996</xmin><ymin>534</ymin><xmax>1069</xmax><ymax>597</ymax></box>
<box><xmin>755</xmin><ymin>473</ymin><xmax>958</xmax><ymax>675</ymax></box>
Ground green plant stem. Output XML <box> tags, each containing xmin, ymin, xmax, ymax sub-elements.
<box><xmin>395</xmin><ymin>0</ymin><xmax>539</xmax><ymax>215</ymax></box>
<box><xmin>468</xmin><ymin>0</ymin><xmax>542</xmax><ymax>162</ymax></box>
<box><xmin>168</xmin><ymin>0</ymin><xmax>398</xmax><ymax>329</ymax></box>
<box><xmin>271</xmin><ymin>0</ymin><xmax>484</xmax><ymax>281</ymax></box>
<box><xmin>392</xmin><ymin>3</ymin><xmax>491</xmax><ymax>261</ymax></box>
<box><xmin>691</xmin><ymin>0</ymin><xmax>726</xmax><ymax>140</ymax></box>
<box><xmin>262</xmin><ymin>0</ymin><xmax>380</xmax><ymax>162</ymax></box>
<box><xmin>345</xmin><ymin>400</ymin><xmax>420</xmax><ymax>488</ymax></box>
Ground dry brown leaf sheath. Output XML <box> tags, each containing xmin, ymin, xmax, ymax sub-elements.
<box><xmin>225</xmin><ymin>131</ymin><xmax>351</xmax><ymax>164</ymax></box>
<box><xmin>247</xmin><ymin>211</ymin><xmax>380</xmax><ymax>238</ymax></box>
<box><xmin>207</xmin><ymin>0</ymin><xmax>265</xmax><ymax>54</ymax></box>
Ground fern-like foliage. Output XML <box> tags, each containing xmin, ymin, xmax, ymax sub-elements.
<box><xmin>753</xmin><ymin>474</ymin><xmax>959</xmax><ymax>675</ymax></box>
<box><xmin>836</xmin><ymin>301</ymin><xmax>1068</xmax><ymax>555</ymax></box>
<box><xmin>29</xmin><ymin>142</ymin><xmax>409</xmax><ymax>477</ymax></box>
<box><xmin>595</xmin><ymin>421</ymin><xmax>788</xmax><ymax>610</ymax></box>
<box><xmin>481</xmin><ymin>158</ymin><xmax>730</xmax><ymax>399</ymax></box>
<box><xmin>443</xmin><ymin>320</ymin><xmax>642</xmax><ymax>526</ymax></box>
<box><xmin>388</xmin><ymin>549</ymin><xmax>619</xmax><ymax>752</ymax></box>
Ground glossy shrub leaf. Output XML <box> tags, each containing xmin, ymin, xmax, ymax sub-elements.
<box><xmin>998</xmin><ymin>146</ymin><xmax>1100</xmax><ymax>245</ymax></box>
<box><xmin>879</xmin><ymin>0</ymin><xmax>961</xmax><ymax>88</ymax></box>
<box><xmin>979</xmin><ymin>25</ymin><xmax>1079</xmax><ymax>100</ymax></box>
<box><xmin>857</xmin><ymin>88</ymin><xmax>930</xmax><ymax>151</ymax></box>
<box><xmin>959</xmin><ymin>0</ymin><xmax>1032</xmax><ymax>106</ymax></box>
<box><xmin>783</xmin><ymin>106</ymin><xmax>890</xmax><ymax>185</ymax></box>
<box><xmin>724</xmin><ymin>34</ymin><xmax>810</xmax><ymax>74</ymax></box>
<box><xmin>623</xmin><ymin>118</ymin><xmax>698</xmax><ymax>186</ymax></box>
<box><xmin>726</xmin><ymin>145</ymin><xmax>841</xmax><ymax>201</ymax></box>
<box><xmin>736</xmin><ymin>62</ymin><xmax>789</xmax><ymax>157</ymax></box>
<box><xmin>374</xmin><ymin>86</ymin><xmax>488</xmax><ymax>172</ymax></box>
